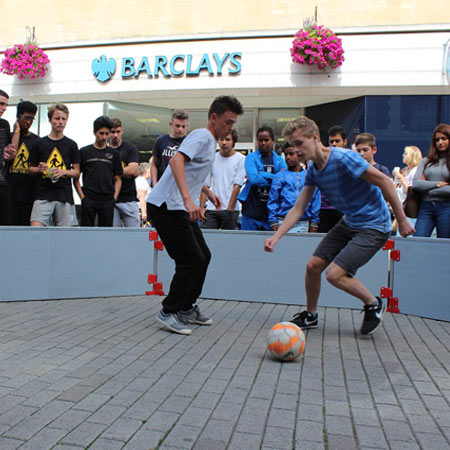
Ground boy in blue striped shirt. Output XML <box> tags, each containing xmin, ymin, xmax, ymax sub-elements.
<box><xmin>264</xmin><ymin>116</ymin><xmax>414</xmax><ymax>335</ymax></box>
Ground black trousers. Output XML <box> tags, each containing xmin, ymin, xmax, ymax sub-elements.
<box><xmin>10</xmin><ymin>200</ymin><xmax>33</xmax><ymax>226</ymax></box>
<box><xmin>0</xmin><ymin>186</ymin><xmax>11</xmax><ymax>225</ymax></box>
<box><xmin>81</xmin><ymin>196</ymin><xmax>115</xmax><ymax>227</ymax></box>
<box><xmin>148</xmin><ymin>203</ymin><xmax>211</xmax><ymax>314</ymax></box>
<box><xmin>203</xmin><ymin>210</ymin><xmax>239</xmax><ymax>230</ymax></box>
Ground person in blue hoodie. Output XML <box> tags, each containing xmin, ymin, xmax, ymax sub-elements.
<box><xmin>238</xmin><ymin>125</ymin><xmax>287</xmax><ymax>230</ymax></box>
<box><xmin>268</xmin><ymin>143</ymin><xmax>321</xmax><ymax>232</ymax></box>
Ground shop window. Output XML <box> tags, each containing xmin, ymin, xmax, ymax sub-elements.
<box><xmin>258</xmin><ymin>109</ymin><xmax>301</xmax><ymax>152</ymax></box>
<box><xmin>106</xmin><ymin>101</ymin><xmax>172</xmax><ymax>163</ymax></box>
<box><xmin>38</xmin><ymin>102</ymin><xmax>104</xmax><ymax>147</ymax></box>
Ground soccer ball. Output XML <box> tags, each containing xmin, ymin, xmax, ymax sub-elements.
<box><xmin>267</xmin><ymin>322</ymin><xmax>306</xmax><ymax>362</ymax></box>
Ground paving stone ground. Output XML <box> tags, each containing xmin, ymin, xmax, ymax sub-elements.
<box><xmin>0</xmin><ymin>296</ymin><xmax>449</xmax><ymax>450</ymax></box>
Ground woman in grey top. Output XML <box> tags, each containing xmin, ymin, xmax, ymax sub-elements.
<box><xmin>413</xmin><ymin>123</ymin><xmax>450</xmax><ymax>238</ymax></box>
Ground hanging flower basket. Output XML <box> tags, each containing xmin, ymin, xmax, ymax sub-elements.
<box><xmin>290</xmin><ymin>24</ymin><xmax>344</xmax><ymax>71</ymax></box>
<box><xmin>0</xmin><ymin>43</ymin><xmax>50</xmax><ymax>80</ymax></box>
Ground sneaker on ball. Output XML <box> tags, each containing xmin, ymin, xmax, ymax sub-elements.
<box><xmin>360</xmin><ymin>297</ymin><xmax>386</xmax><ymax>335</ymax></box>
<box><xmin>157</xmin><ymin>310</ymin><xmax>192</xmax><ymax>335</ymax></box>
<box><xmin>290</xmin><ymin>310</ymin><xmax>318</xmax><ymax>329</ymax></box>
<box><xmin>178</xmin><ymin>304</ymin><xmax>212</xmax><ymax>325</ymax></box>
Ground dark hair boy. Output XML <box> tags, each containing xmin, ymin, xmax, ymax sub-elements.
<box><xmin>74</xmin><ymin>116</ymin><xmax>123</xmax><ymax>227</ymax></box>
<box><xmin>147</xmin><ymin>95</ymin><xmax>243</xmax><ymax>335</ymax></box>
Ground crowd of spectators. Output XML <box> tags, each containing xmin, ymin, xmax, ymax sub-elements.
<box><xmin>0</xmin><ymin>88</ymin><xmax>449</xmax><ymax>237</ymax></box>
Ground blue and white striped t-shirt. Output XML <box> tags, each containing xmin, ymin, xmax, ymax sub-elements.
<box><xmin>304</xmin><ymin>147</ymin><xmax>391</xmax><ymax>233</ymax></box>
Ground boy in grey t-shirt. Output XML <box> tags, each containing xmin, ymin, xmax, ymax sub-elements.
<box><xmin>148</xmin><ymin>96</ymin><xmax>244</xmax><ymax>335</ymax></box>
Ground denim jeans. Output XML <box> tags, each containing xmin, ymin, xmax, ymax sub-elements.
<box><xmin>414</xmin><ymin>200</ymin><xmax>450</xmax><ymax>238</ymax></box>
<box><xmin>277</xmin><ymin>218</ymin><xmax>309</xmax><ymax>233</ymax></box>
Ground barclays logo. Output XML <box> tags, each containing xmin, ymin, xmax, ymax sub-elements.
<box><xmin>91</xmin><ymin>52</ymin><xmax>242</xmax><ymax>82</ymax></box>
<box><xmin>92</xmin><ymin>55</ymin><xmax>117</xmax><ymax>82</ymax></box>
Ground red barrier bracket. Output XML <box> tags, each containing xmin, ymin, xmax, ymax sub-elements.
<box><xmin>148</xmin><ymin>274</ymin><xmax>157</xmax><ymax>284</ymax></box>
<box><xmin>146</xmin><ymin>282</ymin><xmax>165</xmax><ymax>296</ymax></box>
<box><xmin>390</xmin><ymin>250</ymin><xmax>401</xmax><ymax>261</ymax></box>
<box><xmin>149</xmin><ymin>231</ymin><xmax>158</xmax><ymax>241</ymax></box>
<box><xmin>153</xmin><ymin>282</ymin><xmax>164</xmax><ymax>294</ymax></box>
<box><xmin>382</xmin><ymin>239</ymin><xmax>395</xmax><ymax>250</ymax></box>
<box><xmin>387</xmin><ymin>297</ymin><xmax>400</xmax><ymax>314</ymax></box>
<box><xmin>154</xmin><ymin>240</ymin><xmax>164</xmax><ymax>251</ymax></box>
<box><xmin>380</xmin><ymin>287</ymin><xmax>393</xmax><ymax>298</ymax></box>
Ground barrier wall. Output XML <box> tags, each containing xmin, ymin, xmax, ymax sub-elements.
<box><xmin>1</xmin><ymin>227</ymin><xmax>387</xmax><ymax>311</ymax></box>
<box><xmin>0</xmin><ymin>227</ymin><xmax>153</xmax><ymax>302</ymax></box>
<box><xmin>392</xmin><ymin>236</ymin><xmax>450</xmax><ymax>322</ymax></box>
<box><xmin>0</xmin><ymin>228</ymin><xmax>448</xmax><ymax>322</ymax></box>
<box><xmin>157</xmin><ymin>230</ymin><xmax>388</xmax><ymax>310</ymax></box>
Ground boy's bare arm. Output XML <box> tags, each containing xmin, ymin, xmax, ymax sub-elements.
<box><xmin>150</xmin><ymin>155</ymin><xmax>159</xmax><ymax>186</ymax></box>
<box><xmin>360</xmin><ymin>166</ymin><xmax>415</xmax><ymax>237</ymax></box>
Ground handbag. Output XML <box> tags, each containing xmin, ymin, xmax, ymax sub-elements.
<box><xmin>403</xmin><ymin>187</ymin><xmax>421</xmax><ymax>218</ymax></box>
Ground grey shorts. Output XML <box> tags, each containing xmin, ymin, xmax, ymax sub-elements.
<box><xmin>313</xmin><ymin>219</ymin><xmax>390</xmax><ymax>276</ymax></box>
<box><xmin>30</xmin><ymin>200</ymin><xmax>77</xmax><ymax>227</ymax></box>
<box><xmin>113</xmin><ymin>201</ymin><xmax>140</xmax><ymax>227</ymax></box>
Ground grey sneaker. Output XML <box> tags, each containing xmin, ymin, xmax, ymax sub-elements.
<box><xmin>178</xmin><ymin>305</ymin><xmax>212</xmax><ymax>325</ymax></box>
<box><xmin>157</xmin><ymin>310</ymin><xmax>192</xmax><ymax>335</ymax></box>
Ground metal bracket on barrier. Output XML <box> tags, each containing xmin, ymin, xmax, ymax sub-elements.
<box><xmin>146</xmin><ymin>229</ymin><xmax>165</xmax><ymax>296</ymax></box>
<box><xmin>380</xmin><ymin>287</ymin><xmax>393</xmax><ymax>298</ymax></box>
<box><xmin>390</xmin><ymin>250</ymin><xmax>401</xmax><ymax>261</ymax></box>
<box><xmin>382</xmin><ymin>239</ymin><xmax>395</xmax><ymax>250</ymax></box>
<box><xmin>146</xmin><ymin>282</ymin><xmax>164</xmax><ymax>296</ymax></box>
<box><xmin>387</xmin><ymin>297</ymin><xmax>400</xmax><ymax>314</ymax></box>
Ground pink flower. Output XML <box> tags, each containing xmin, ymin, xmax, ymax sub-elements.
<box><xmin>0</xmin><ymin>43</ymin><xmax>50</xmax><ymax>79</ymax></box>
<box><xmin>290</xmin><ymin>24</ymin><xmax>344</xmax><ymax>71</ymax></box>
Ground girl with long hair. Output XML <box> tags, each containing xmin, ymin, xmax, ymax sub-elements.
<box><xmin>412</xmin><ymin>124</ymin><xmax>450</xmax><ymax>238</ymax></box>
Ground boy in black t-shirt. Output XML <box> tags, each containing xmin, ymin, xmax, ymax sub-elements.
<box><xmin>150</xmin><ymin>109</ymin><xmax>189</xmax><ymax>187</ymax></box>
<box><xmin>74</xmin><ymin>116</ymin><xmax>123</xmax><ymax>227</ymax></box>
<box><xmin>355</xmin><ymin>133</ymin><xmax>390</xmax><ymax>176</ymax></box>
<box><xmin>29</xmin><ymin>103</ymin><xmax>80</xmax><ymax>227</ymax></box>
<box><xmin>109</xmin><ymin>118</ymin><xmax>140</xmax><ymax>227</ymax></box>
<box><xmin>0</xmin><ymin>90</ymin><xmax>16</xmax><ymax>225</ymax></box>
<box><xmin>9</xmin><ymin>101</ymin><xmax>39</xmax><ymax>225</ymax></box>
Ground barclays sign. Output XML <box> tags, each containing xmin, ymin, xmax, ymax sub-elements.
<box><xmin>92</xmin><ymin>52</ymin><xmax>242</xmax><ymax>82</ymax></box>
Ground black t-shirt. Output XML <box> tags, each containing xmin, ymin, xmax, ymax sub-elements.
<box><xmin>242</xmin><ymin>154</ymin><xmax>274</xmax><ymax>221</ymax></box>
<box><xmin>29</xmin><ymin>135</ymin><xmax>80</xmax><ymax>204</ymax></box>
<box><xmin>80</xmin><ymin>145</ymin><xmax>123</xmax><ymax>201</ymax></box>
<box><xmin>374</xmin><ymin>162</ymin><xmax>391</xmax><ymax>177</ymax></box>
<box><xmin>153</xmin><ymin>134</ymin><xmax>185</xmax><ymax>180</ymax></box>
<box><xmin>114</xmin><ymin>140</ymin><xmax>138</xmax><ymax>203</ymax></box>
<box><xmin>0</xmin><ymin>118</ymin><xmax>12</xmax><ymax>187</ymax></box>
<box><xmin>8</xmin><ymin>132</ymin><xmax>39</xmax><ymax>203</ymax></box>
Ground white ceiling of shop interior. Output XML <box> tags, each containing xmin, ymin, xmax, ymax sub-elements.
<box><xmin>106</xmin><ymin>88</ymin><xmax>358</xmax><ymax>110</ymax></box>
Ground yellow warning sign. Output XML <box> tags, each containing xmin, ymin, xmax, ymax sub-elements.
<box><xmin>44</xmin><ymin>147</ymin><xmax>66</xmax><ymax>178</ymax></box>
<box><xmin>10</xmin><ymin>142</ymin><xmax>30</xmax><ymax>174</ymax></box>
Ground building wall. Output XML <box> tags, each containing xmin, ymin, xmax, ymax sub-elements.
<box><xmin>1</xmin><ymin>0</ymin><xmax>450</xmax><ymax>47</ymax></box>
<box><xmin>1</xmin><ymin>31</ymin><xmax>448</xmax><ymax>109</ymax></box>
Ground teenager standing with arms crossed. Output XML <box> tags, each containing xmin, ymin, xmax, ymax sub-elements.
<box><xmin>413</xmin><ymin>124</ymin><xmax>450</xmax><ymax>238</ymax></box>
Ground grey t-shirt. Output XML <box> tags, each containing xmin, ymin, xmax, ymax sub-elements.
<box><xmin>413</xmin><ymin>156</ymin><xmax>450</xmax><ymax>202</ymax></box>
<box><xmin>148</xmin><ymin>128</ymin><xmax>217</xmax><ymax>211</ymax></box>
